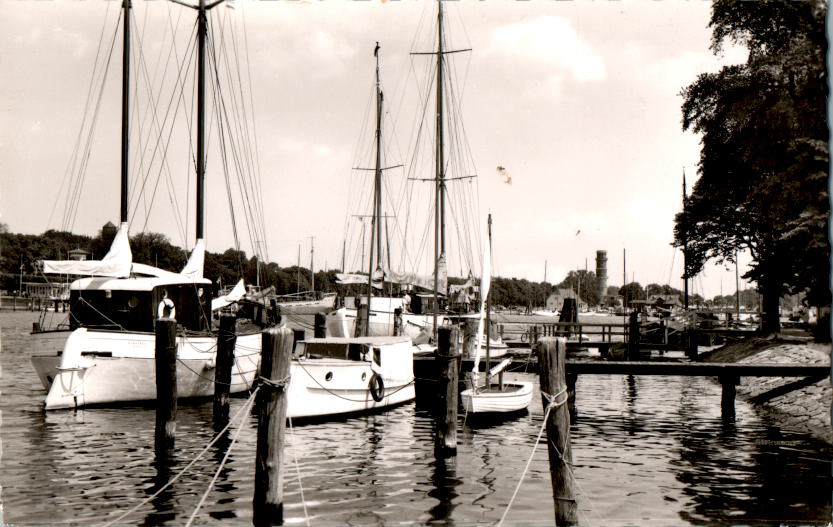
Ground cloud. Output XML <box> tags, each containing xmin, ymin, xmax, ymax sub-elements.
<box><xmin>488</xmin><ymin>16</ymin><xmax>606</xmax><ymax>82</ymax></box>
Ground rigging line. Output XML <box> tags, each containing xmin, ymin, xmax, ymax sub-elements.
<box><xmin>131</xmin><ymin>7</ymin><xmax>189</xmax><ymax>243</ymax></box>
<box><xmin>130</xmin><ymin>21</ymin><xmax>200</xmax><ymax>235</ymax></box>
<box><xmin>286</xmin><ymin>416</ymin><xmax>312</xmax><ymax>527</ymax></box>
<box><xmin>98</xmin><ymin>388</ymin><xmax>260</xmax><ymax>527</ymax></box>
<box><xmin>66</xmin><ymin>9</ymin><xmax>123</xmax><ymax>233</ymax></box>
<box><xmin>183</xmin><ymin>386</ymin><xmax>256</xmax><ymax>527</ymax></box>
<box><xmin>48</xmin><ymin>0</ymin><xmax>114</xmax><ymax>231</ymax></box>
<box><xmin>207</xmin><ymin>26</ymin><xmax>242</xmax><ymax>258</ymax></box>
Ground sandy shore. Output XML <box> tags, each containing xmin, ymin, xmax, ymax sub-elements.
<box><xmin>701</xmin><ymin>337</ymin><xmax>831</xmax><ymax>443</ymax></box>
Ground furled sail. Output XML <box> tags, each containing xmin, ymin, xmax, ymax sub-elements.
<box><xmin>211</xmin><ymin>279</ymin><xmax>246</xmax><ymax>311</ymax></box>
<box><xmin>380</xmin><ymin>256</ymin><xmax>448</xmax><ymax>293</ymax></box>
<box><xmin>471</xmin><ymin>236</ymin><xmax>491</xmax><ymax>379</ymax></box>
<box><xmin>42</xmin><ymin>222</ymin><xmax>132</xmax><ymax>277</ymax></box>
<box><xmin>181</xmin><ymin>238</ymin><xmax>205</xmax><ymax>280</ymax></box>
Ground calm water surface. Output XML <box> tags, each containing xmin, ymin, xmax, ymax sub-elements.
<box><xmin>1</xmin><ymin>311</ymin><xmax>830</xmax><ymax>526</ymax></box>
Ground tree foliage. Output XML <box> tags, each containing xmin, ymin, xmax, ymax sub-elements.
<box><xmin>674</xmin><ymin>0</ymin><xmax>829</xmax><ymax>331</ymax></box>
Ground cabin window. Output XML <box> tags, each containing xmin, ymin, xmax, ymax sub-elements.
<box><xmin>70</xmin><ymin>290</ymin><xmax>154</xmax><ymax>332</ymax></box>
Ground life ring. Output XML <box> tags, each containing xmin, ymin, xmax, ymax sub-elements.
<box><xmin>521</xmin><ymin>330</ymin><xmax>529</xmax><ymax>343</ymax></box>
<box><xmin>157</xmin><ymin>298</ymin><xmax>176</xmax><ymax>320</ymax></box>
<box><xmin>369</xmin><ymin>373</ymin><xmax>385</xmax><ymax>402</ymax></box>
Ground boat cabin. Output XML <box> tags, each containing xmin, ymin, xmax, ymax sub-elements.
<box><xmin>68</xmin><ymin>275</ymin><xmax>214</xmax><ymax>333</ymax></box>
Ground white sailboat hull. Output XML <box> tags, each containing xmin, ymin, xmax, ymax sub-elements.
<box><xmin>30</xmin><ymin>328</ymin><xmax>261</xmax><ymax>410</ymax></box>
<box><xmin>288</xmin><ymin>336</ymin><xmax>415</xmax><ymax>418</ymax></box>
<box><xmin>461</xmin><ymin>381</ymin><xmax>533</xmax><ymax>414</ymax></box>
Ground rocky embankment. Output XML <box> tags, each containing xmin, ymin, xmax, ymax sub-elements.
<box><xmin>700</xmin><ymin>336</ymin><xmax>831</xmax><ymax>443</ymax></box>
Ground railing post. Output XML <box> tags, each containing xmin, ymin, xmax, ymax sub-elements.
<box><xmin>253</xmin><ymin>327</ymin><xmax>293</xmax><ymax>527</ymax></box>
<box><xmin>155</xmin><ymin>318</ymin><xmax>178</xmax><ymax>450</ymax></box>
<box><xmin>536</xmin><ymin>337</ymin><xmax>577</xmax><ymax>525</ymax></box>
<box><xmin>627</xmin><ymin>312</ymin><xmax>639</xmax><ymax>360</ymax></box>
<box><xmin>354</xmin><ymin>303</ymin><xmax>369</xmax><ymax>337</ymax></box>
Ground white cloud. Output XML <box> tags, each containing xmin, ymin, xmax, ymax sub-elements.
<box><xmin>488</xmin><ymin>16</ymin><xmax>606</xmax><ymax>82</ymax></box>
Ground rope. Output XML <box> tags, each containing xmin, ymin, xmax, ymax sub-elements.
<box><xmin>496</xmin><ymin>387</ymin><xmax>569</xmax><ymax>527</ymax></box>
<box><xmin>98</xmin><ymin>387</ymin><xmax>260</xmax><ymax>527</ymax></box>
<box><xmin>287</xmin><ymin>416</ymin><xmax>311</xmax><ymax>527</ymax></box>
<box><xmin>184</xmin><ymin>386</ymin><xmax>258</xmax><ymax>527</ymax></box>
<box><xmin>258</xmin><ymin>375</ymin><xmax>291</xmax><ymax>391</ymax></box>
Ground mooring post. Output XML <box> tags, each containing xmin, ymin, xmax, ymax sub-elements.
<box><xmin>314</xmin><ymin>312</ymin><xmax>326</xmax><ymax>338</ymax></box>
<box><xmin>214</xmin><ymin>314</ymin><xmax>236</xmax><ymax>426</ymax></box>
<box><xmin>434</xmin><ymin>326</ymin><xmax>459</xmax><ymax>456</ymax></box>
<box><xmin>355</xmin><ymin>303</ymin><xmax>369</xmax><ymax>337</ymax></box>
<box><xmin>155</xmin><ymin>318</ymin><xmax>178</xmax><ymax>450</ymax></box>
<box><xmin>720</xmin><ymin>374</ymin><xmax>739</xmax><ymax>421</ymax></box>
<box><xmin>627</xmin><ymin>312</ymin><xmax>639</xmax><ymax>360</ymax></box>
<box><xmin>253</xmin><ymin>327</ymin><xmax>293</xmax><ymax>527</ymax></box>
<box><xmin>536</xmin><ymin>337</ymin><xmax>578</xmax><ymax>526</ymax></box>
<box><xmin>393</xmin><ymin>308</ymin><xmax>403</xmax><ymax>336</ymax></box>
<box><xmin>686</xmin><ymin>329</ymin><xmax>699</xmax><ymax>360</ymax></box>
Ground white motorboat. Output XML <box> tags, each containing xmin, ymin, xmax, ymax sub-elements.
<box><xmin>289</xmin><ymin>336</ymin><xmax>415</xmax><ymax>418</ymax></box>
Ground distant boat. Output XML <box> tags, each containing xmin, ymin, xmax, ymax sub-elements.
<box><xmin>275</xmin><ymin>291</ymin><xmax>336</xmax><ymax>315</ymax></box>
<box><xmin>29</xmin><ymin>0</ymin><xmax>267</xmax><ymax>410</ymax></box>
<box><xmin>461</xmin><ymin>214</ymin><xmax>532</xmax><ymax>415</ymax></box>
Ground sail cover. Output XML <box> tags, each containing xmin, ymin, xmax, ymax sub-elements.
<box><xmin>42</xmin><ymin>222</ymin><xmax>132</xmax><ymax>277</ymax></box>
<box><xmin>380</xmin><ymin>256</ymin><xmax>448</xmax><ymax>293</ymax></box>
<box><xmin>181</xmin><ymin>238</ymin><xmax>205</xmax><ymax>280</ymax></box>
<box><xmin>211</xmin><ymin>279</ymin><xmax>246</xmax><ymax>311</ymax></box>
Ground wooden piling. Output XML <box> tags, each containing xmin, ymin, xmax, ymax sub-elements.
<box><xmin>314</xmin><ymin>312</ymin><xmax>326</xmax><ymax>338</ymax></box>
<box><xmin>720</xmin><ymin>374</ymin><xmax>739</xmax><ymax>421</ymax></box>
<box><xmin>536</xmin><ymin>337</ymin><xmax>577</xmax><ymax>526</ymax></box>
<box><xmin>393</xmin><ymin>308</ymin><xmax>403</xmax><ymax>336</ymax></box>
<box><xmin>462</xmin><ymin>319</ymin><xmax>477</xmax><ymax>359</ymax></box>
<box><xmin>355</xmin><ymin>303</ymin><xmax>369</xmax><ymax>337</ymax></box>
<box><xmin>627</xmin><ymin>312</ymin><xmax>639</xmax><ymax>360</ymax></box>
<box><xmin>253</xmin><ymin>327</ymin><xmax>293</xmax><ymax>527</ymax></box>
<box><xmin>434</xmin><ymin>326</ymin><xmax>459</xmax><ymax>456</ymax></box>
<box><xmin>154</xmin><ymin>318</ymin><xmax>178</xmax><ymax>450</ymax></box>
<box><xmin>566</xmin><ymin>372</ymin><xmax>578</xmax><ymax>422</ymax></box>
<box><xmin>214</xmin><ymin>314</ymin><xmax>236</xmax><ymax>425</ymax></box>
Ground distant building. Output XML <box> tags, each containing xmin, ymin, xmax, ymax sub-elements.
<box><xmin>68</xmin><ymin>248</ymin><xmax>88</xmax><ymax>261</ymax></box>
<box><xmin>647</xmin><ymin>294</ymin><xmax>682</xmax><ymax>310</ymax></box>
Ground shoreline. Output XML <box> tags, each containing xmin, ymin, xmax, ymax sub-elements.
<box><xmin>700</xmin><ymin>336</ymin><xmax>832</xmax><ymax>444</ymax></box>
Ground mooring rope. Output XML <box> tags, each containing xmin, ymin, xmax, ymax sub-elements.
<box><xmin>98</xmin><ymin>387</ymin><xmax>260</xmax><ymax>527</ymax></box>
<box><xmin>184</xmin><ymin>387</ymin><xmax>258</xmax><ymax>527</ymax></box>
<box><xmin>287</xmin><ymin>416</ymin><xmax>311</xmax><ymax>527</ymax></box>
<box><xmin>496</xmin><ymin>387</ymin><xmax>568</xmax><ymax>527</ymax></box>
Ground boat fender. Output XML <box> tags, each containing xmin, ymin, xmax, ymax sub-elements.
<box><xmin>369</xmin><ymin>373</ymin><xmax>385</xmax><ymax>402</ymax></box>
<box><xmin>158</xmin><ymin>298</ymin><xmax>176</xmax><ymax>320</ymax></box>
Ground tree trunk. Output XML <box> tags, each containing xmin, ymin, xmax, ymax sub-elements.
<box><xmin>760</xmin><ymin>275</ymin><xmax>782</xmax><ymax>333</ymax></box>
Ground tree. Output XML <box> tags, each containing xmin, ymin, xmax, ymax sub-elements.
<box><xmin>618</xmin><ymin>282</ymin><xmax>645</xmax><ymax>308</ymax></box>
<box><xmin>675</xmin><ymin>0</ymin><xmax>828</xmax><ymax>332</ymax></box>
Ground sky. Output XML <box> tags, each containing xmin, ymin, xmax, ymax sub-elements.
<box><xmin>0</xmin><ymin>0</ymin><xmax>754</xmax><ymax>299</ymax></box>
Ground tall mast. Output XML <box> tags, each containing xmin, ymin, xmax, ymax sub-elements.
<box><xmin>120</xmin><ymin>0</ymin><xmax>131</xmax><ymax>224</ymax></box>
<box><xmin>484</xmin><ymin>213</ymin><xmax>492</xmax><ymax>389</ymax></box>
<box><xmin>195</xmin><ymin>0</ymin><xmax>208</xmax><ymax>242</ymax></box>
<box><xmin>309</xmin><ymin>236</ymin><xmax>315</xmax><ymax>293</ymax></box>
<box><xmin>432</xmin><ymin>0</ymin><xmax>446</xmax><ymax>339</ymax></box>
<box><xmin>364</xmin><ymin>43</ymin><xmax>385</xmax><ymax>330</ymax></box>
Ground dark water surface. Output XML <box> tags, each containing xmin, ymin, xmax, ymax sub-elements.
<box><xmin>2</xmin><ymin>311</ymin><xmax>830</xmax><ymax>526</ymax></box>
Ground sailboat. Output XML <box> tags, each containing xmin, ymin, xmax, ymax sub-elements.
<box><xmin>286</xmin><ymin>43</ymin><xmax>415</xmax><ymax>419</ymax></box>
<box><xmin>29</xmin><ymin>0</ymin><xmax>265</xmax><ymax>410</ymax></box>
<box><xmin>461</xmin><ymin>215</ymin><xmax>532</xmax><ymax>414</ymax></box>
<box><xmin>326</xmin><ymin>1</ymin><xmax>508</xmax><ymax>358</ymax></box>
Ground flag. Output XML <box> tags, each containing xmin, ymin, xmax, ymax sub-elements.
<box><xmin>497</xmin><ymin>165</ymin><xmax>512</xmax><ymax>185</ymax></box>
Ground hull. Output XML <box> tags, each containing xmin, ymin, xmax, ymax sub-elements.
<box><xmin>288</xmin><ymin>336</ymin><xmax>415</xmax><ymax>418</ymax></box>
<box><xmin>30</xmin><ymin>328</ymin><xmax>261</xmax><ymax>410</ymax></box>
<box><xmin>277</xmin><ymin>295</ymin><xmax>336</xmax><ymax>315</ymax></box>
<box><xmin>461</xmin><ymin>381</ymin><xmax>533</xmax><ymax>414</ymax></box>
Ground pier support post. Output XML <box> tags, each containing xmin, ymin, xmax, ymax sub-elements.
<box><xmin>566</xmin><ymin>372</ymin><xmax>578</xmax><ymax>422</ymax></box>
<box><xmin>214</xmin><ymin>314</ymin><xmax>236</xmax><ymax>427</ymax></box>
<box><xmin>462</xmin><ymin>319</ymin><xmax>477</xmax><ymax>359</ymax></box>
<box><xmin>686</xmin><ymin>329</ymin><xmax>699</xmax><ymax>360</ymax></box>
<box><xmin>155</xmin><ymin>318</ymin><xmax>178</xmax><ymax>450</ymax></box>
<box><xmin>393</xmin><ymin>308</ymin><xmax>403</xmax><ymax>336</ymax></box>
<box><xmin>720</xmin><ymin>374</ymin><xmax>739</xmax><ymax>421</ymax></box>
<box><xmin>434</xmin><ymin>326</ymin><xmax>459</xmax><ymax>457</ymax></box>
<box><xmin>627</xmin><ymin>312</ymin><xmax>639</xmax><ymax>360</ymax></box>
<box><xmin>314</xmin><ymin>313</ymin><xmax>326</xmax><ymax>338</ymax></box>
<box><xmin>253</xmin><ymin>327</ymin><xmax>293</xmax><ymax>527</ymax></box>
<box><xmin>536</xmin><ymin>337</ymin><xmax>577</xmax><ymax>526</ymax></box>
<box><xmin>355</xmin><ymin>303</ymin><xmax>369</xmax><ymax>337</ymax></box>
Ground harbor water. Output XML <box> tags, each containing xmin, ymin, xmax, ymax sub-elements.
<box><xmin>2</xmin><ymin>311</ymin><xmax>830</xmax><ymax>526</ymax></box>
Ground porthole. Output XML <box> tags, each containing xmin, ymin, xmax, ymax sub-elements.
<box><xmin>361</xmin><ymin>372</ymin><xmax>367</xmax><ymax>381</ymax></box>
<box><xmin>325</xmin><ymin>372</ymin><xmax>333</xmax><ymax>381</ymax></box>
<box><xmin>47</xmin><ymin>375</ymin><xmax>53</xmax><ymax>383</ymax></box>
